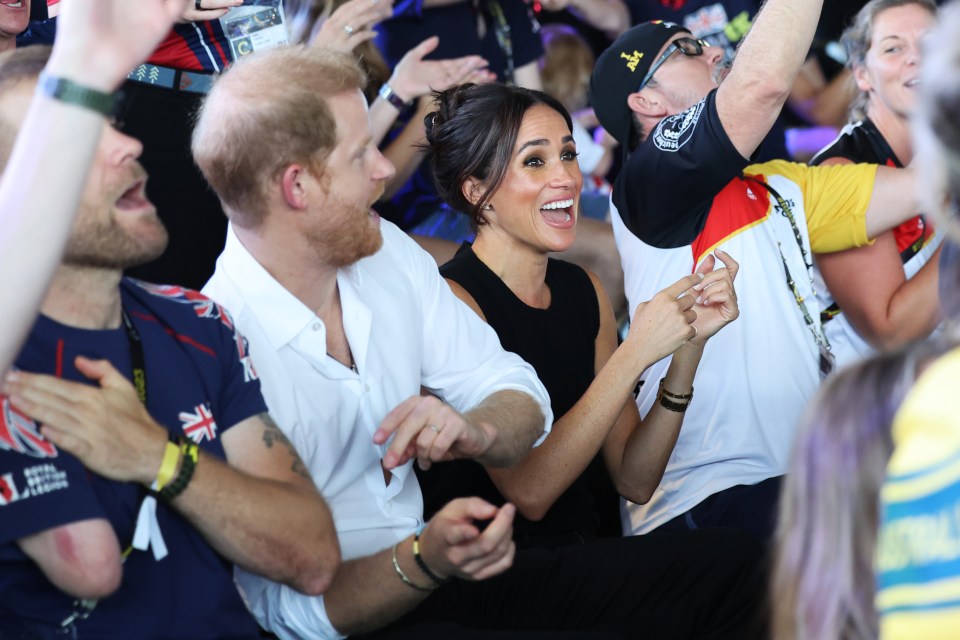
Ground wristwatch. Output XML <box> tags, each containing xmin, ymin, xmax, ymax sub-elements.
<box><xmin>378</xmin><ymin>82</ymin><xmax>411</xmax><ymax>111</ymax></box>
<box><xmin>37</xmin><ymin>73</ymin><xmax>116</xmax><ymax>116</ymax></box>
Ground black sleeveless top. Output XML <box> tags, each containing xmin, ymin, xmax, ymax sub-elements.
<box><xmin>416</xmin><ymin>244</ymin><xmax>619</xmax><ymax>548</ymax></box>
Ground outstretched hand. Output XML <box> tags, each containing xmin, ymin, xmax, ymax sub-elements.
<box><xmin>3</xmin><ymin>357</ymin><xmax>168</xmax><ymax>486</ymax></box>
<box><xmin>374</xmin><ymin>395</ymin><xmax>497</xmax><ymax>471</ymax></box>
<box><xmin>48</xmin><ymin>0</ymin><xmax>193</xmax><ymax>91</ymax></box>
<box><xmin>388</xmin><ymin>36</ymin><xmax>496</xmax><ymax>103</ymax></box>
<box><xmin>688</xmin><ymin>249</ymin><xmax>740</xmax><ymax>345</ymax></box>
<box><xmin>417</xmin><ymin>498</ymin><xmax>516</xmax><ymax>582</ymax></box>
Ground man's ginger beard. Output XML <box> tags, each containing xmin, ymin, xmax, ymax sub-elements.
<box><xmin>305</xmin><ymin>182</ymin><xmax>385</xmax><ymax>268</ymax></box>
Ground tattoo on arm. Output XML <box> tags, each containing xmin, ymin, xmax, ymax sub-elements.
<box><xmin>259</xmin><ymin>413</ymin><xmax>313</xmax><ymax>481</ymax></box>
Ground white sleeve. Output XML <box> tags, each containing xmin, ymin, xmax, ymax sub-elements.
<box><xmin>385</xmin><ymin>224</ymin><xmax>554</xmax><ymax>443</ymax></box>
<box><xmin>235</xmin><ymin>568</ymin><xmax>345</xmax><ymax>640</ymax></box>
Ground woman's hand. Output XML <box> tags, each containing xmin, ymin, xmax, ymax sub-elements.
<box><xmin>310</xmin><ymin>0</ymin><xmax>394</xmax><ymax>53</ymax></box>
<box><xmin>625</xmin><ymin>272</ymin><xmax>703</xmax><ymax>366</ymax></box>
<box><xmin>387</xmin><ymin>36</ymin><xmax>495</xmax><ymax>103</ymax></box>
<box><xmin>688</xmin><ymin>249</ymin><xmax>740</xmax><ymax>346</ymax></box>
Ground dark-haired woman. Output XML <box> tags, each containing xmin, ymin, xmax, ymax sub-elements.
<box><xmin>422</xmin><ymin>80</ymin><xmax>741</xmax><ymax>547</ymax></box>
<box><xmin>410</xmin><ymin>82</ymin><xmax>765</xmax><ymax>638</ymax></box>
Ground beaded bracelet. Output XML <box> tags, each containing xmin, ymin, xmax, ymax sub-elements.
<box><xmin>158</xmin><ymin>439</ymin><xmax>199</xmax><ymax>502</ymax></box>
<box><xmin>413</xmin><ymin>525</ymin><xmax>448</xmax><ymax>587</ymax></box>
<box><xmin>391</xmin><ymin>541</ymin><xmax>435</xmax><ymax>591</ymax></box>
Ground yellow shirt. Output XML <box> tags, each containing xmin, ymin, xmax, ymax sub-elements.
<box><xmin>877</xmin><ymin>347</ymin><xmax>960</xmax><ymax>639</ymax></box>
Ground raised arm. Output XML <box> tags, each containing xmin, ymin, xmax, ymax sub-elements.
<box><xmin>4</xmin><ymin>357</ymin><xmax>339</xmax><ymax>596</ymax></box>
<box><xmin>716</xmin><ymin>0</ymin><xmax>824</xmax><ymax>158</ymax></box>
<box><xmin>611</xmin><ymin>252</ymin><xmax>739</xmax><ymax>502</ymax></box>
<box><xmin>0</xmin><ymin>0</ymin><xmax>190</xmax><ymax>375</ymax></box>
<box><xmin>448</xmin><ymin>259</ymin><xmax>737</xmax><ymax>519</ymax></box>
<box><xmin>369</xmin><ymin>36</ymin><xmax>494</xmax><ymax>145</ymax></box>
<box><xmin>478</xmin><ymin>271</ymin><xmax>701</xmax><ymax>518</ymax></box>
<box><xmin>538</xmin><ymin>0</ymin><xmax>629</xmax><ymax>40</ymax></box>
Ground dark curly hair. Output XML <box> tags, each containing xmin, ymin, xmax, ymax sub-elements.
<box><xmin>422</xmin><ymin>83</ymin><xmax>573</xmax><ymax>231</ymax></box>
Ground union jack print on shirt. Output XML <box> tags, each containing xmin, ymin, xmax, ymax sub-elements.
<box><xmin>179</xmin><ymin>402</ymin><xmax>219</xmax><ymax>443</ymax></box>
<box><xmin>0</xmin><ymin>397</ymin><xmax>57</xmax><ymax>459</ymax></box>
<box><xmin>137</xmin><ymin>282</ymin><xmax>259</xmax><ymax>382</ymax></box>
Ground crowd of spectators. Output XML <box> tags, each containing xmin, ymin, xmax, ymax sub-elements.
<box><xmin>2</xmin><ymin>0</ymin><xmax>960</xmax><ymax>638</ymax></box>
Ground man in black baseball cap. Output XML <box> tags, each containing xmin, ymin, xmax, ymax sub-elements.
<box><xmin>590</xmin><ymin>20</ymin><xmax>694</xmax><ymax>161</ymax></box>
<box><xmin>590</xmin><ymin>5</ymin><xmax>927</xmax><ymax>543</ymax></box>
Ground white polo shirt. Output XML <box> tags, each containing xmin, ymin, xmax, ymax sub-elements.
<box><xmin>203</xmin><ymin>220</ymin><xmax>552</xmax><ymax>639</ymax></box>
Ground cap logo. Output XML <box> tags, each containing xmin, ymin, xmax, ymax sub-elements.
<box><xmin>620</xmin><ymin>50</ymin><xmax>644</xmax><ymax>73</ymax></box>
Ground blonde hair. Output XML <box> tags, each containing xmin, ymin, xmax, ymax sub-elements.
<box><xmin>191</xmin><ymin>46</ymin><xmax>365</xmax><ymax>228</ymax></box>
<box><xmin>842</xmin><ymin>0</ymin><xmax>937</xmax><ymax>119</ymax></box>
<box><xmin>539</xmin><ymin>24</ymin><xmax>595</xmax><ymax>114</ymax></box>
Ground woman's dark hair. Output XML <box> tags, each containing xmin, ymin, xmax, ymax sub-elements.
<box><xmin>423</xmin><ymin>83</ymin><xmax>573</xmax><ymax>230</ymax></box>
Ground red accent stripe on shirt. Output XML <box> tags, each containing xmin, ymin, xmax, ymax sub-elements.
<box><xmin>690</xmin><ymin>176</ymin><xmax>770</xmax><ymax>267</ymax></box>
<box><xmin>55</xmin><ymin>339</ymin><xmax>64</xmax><ymax>378</ymax></box>
<box><xmin>129</xmin><ymin>310</ymin><xmax>218</xmax><ymax>358</ymax></box>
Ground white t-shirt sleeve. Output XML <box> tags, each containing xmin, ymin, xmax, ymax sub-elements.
<box><xmin>386</xmin><ymin>224</ymin><xmax>554</xmax><ymax>443</ymax></box>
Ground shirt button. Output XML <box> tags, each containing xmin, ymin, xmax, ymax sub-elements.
<box><xmin>365</xmin><ymin>384</ymin><xmax>371</xmax><ymax>392</ymax></box>
<box><xmin>312</xmin><ymin>323</ymin><xmax>321</xmax><ymax>331</ymax></box>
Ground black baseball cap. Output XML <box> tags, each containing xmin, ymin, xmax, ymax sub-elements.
<box><xmin>590</xmin><ymin>21</ymin><xmax>690</xmax><ymax>158</ymax></box>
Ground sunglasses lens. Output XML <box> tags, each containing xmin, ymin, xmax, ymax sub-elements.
<box><xmin>677</xmin><ymin>39</ymin><xmax>703</xmax><ymax>55</ymax></box>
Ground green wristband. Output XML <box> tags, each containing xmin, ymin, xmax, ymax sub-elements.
<box><xmin>37</xmin><ymin>73</ymin><xmax>116</xmax><ymax>116</ymax></box>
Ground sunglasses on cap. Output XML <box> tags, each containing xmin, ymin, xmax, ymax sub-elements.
<box><xmin>636</xmin><ymin>37</ymin><xmax>711</xmax><ymax>92</ymax></box>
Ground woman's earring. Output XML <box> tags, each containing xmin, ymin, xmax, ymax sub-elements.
<box><xmin>482</xmin><ymin>203</ymin><xmax>493</xmax><ymax>210</ymax></box>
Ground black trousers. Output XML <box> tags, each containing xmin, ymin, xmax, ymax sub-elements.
<box><xmin>118</xmin><ymin>80</ymin><xmax>227</xmax><ymax>291</ymax></box>
<box><xmin>655</xmin><ymin>476</ymin><xmax>784</xmax><ymax>542</ymax></box>
<box><xmin>357</xmin><ymin>528</ymin><xmax>768</xmax><ymax>639</ymax></box>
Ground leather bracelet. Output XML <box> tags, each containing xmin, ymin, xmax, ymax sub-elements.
<box><xmin>158</xmin><ymin>439</ymin><xmax>199</xmax><ymax>502</ymax></box>
<box><xmin>392</xmin><ymin>541</ymin><xmax>436</xmax><ymax>591</ymax></box>
<box><xmin>413</xmin><ymin>525</ymin><xmax>448</xmax><ymax>587</ymax></box>
<box><xmin>37</xmin><ymin>73</ymin><xmax>116</xmax><ymax>116</ymax></box>
<box><xmin>656</xmin><ymin>380</ymin><xmax>690</xmax><ymax>413</ymax></box>
<box><xmin>378</xmin><ymin>82</ymin><xmax>410</xmax><ymax>111</ymax></box>
<box><xmin>658</xmin><ymin>378</ymin><xmax>693</xmax><ymax>401</ymax></box>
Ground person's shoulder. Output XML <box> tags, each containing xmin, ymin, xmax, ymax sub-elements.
<box><xmin>647</xmin><ymin>95</ymin><xmax>712</xmax><ymax>155</ymax></box>
<box><xmin>125</xmin><ymin>279</ymin><xmax>226</xmax><ymax>323</ymax></box>
<box><xmin>809</xmin><ymin>121</ymin><xmax>867</xmax><ymax>166</ymax></box>
<box><xmin>366</xmin><ymin>219</ymin><xmax>435</xmax><ymax>273</ymax></box>
<box><xmin>122</xmin><ymin>279</ymin><xmax>242</xmax><ymax>347</ymax></box>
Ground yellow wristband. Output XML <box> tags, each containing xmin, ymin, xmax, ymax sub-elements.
<box><xmin>152</xmin><ymin>441</ymin><xmax>181</xmax><ymax>492</ymax></box>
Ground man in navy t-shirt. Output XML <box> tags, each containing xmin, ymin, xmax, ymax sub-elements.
<box><xmin>0</xmin><ymin>46</ymin><xmax>339</xmax><ymax>639</ymax></box>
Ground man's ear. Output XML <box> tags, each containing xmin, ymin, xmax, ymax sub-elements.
<box><xmin>280</xmin><ymin>164</ymin><xmax>311</xmax><ymax>210</ymax></box>
<box><xmin>628</xmin><ymin>90</ymin><xmax>665</xmax><ymax>119</ymax></box>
